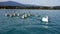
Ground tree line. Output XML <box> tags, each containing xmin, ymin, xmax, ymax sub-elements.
<box><xmin>0</xmin><ymin>6</ymin><xmax>60</xmax><ymax>10</ymax></box>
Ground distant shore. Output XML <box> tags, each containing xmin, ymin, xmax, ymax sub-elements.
<box><xmin>0</xmin><ymin>6</ymin><xmax>60</xmax><ymax>10</ymax></box>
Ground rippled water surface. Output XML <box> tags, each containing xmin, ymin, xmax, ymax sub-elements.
<box><xmin>0</xmin><ymin>9</ymin><xmax>60</xmax><ymax>34</ymax></box>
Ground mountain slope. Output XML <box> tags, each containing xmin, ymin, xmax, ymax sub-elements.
<box><xmin>0</xmin><ymin>1</ymin><xmax>39</xmax><ymax>7</ymax></box>
<box><xmin>0</xmin><ymin>1</ymin><xmax>25</xmax><ymax>7</ymax></box>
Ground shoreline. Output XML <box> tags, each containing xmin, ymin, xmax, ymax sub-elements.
<box><xmin>0</xmin><ymin>6</ymin><xmax>60</xmax><ymax>10</ymax></box>
<box><xmin>0</xmin><ymin>9</ymin><xmax>60</xmax><ymax>10</ymax></box>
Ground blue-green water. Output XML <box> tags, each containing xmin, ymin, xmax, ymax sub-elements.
<box><xmin>0</xmin><ymin>9</ymin><xmax>60</xmax><ymax>34</ymax></box>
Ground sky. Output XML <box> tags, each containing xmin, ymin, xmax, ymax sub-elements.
<box><xmin>0</xmin><ymin>0</ymin><xmax>60</xmax><ymax>6</ymax></box>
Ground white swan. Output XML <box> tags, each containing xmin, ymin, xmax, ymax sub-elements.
<box><xmin>24</xmin><ymin>12</ymin><xmax>27</xmax><ymax>17</ymax></box>
<box><xmin>5</xmin><ymin>13</ymin><xmax>8</xmax><ymax>16</ymax></box>
<box><xmin>22</xmin><ymin>12</ymin><xmax>27</xmax><ymax>19</ymax></box>
<box><xmin>5</xmin><ymin>13</ymin><xmax>10</xmax><ymax>16</ymax></box>
<box><xmin>42</xmin><ymin>14</ymin><xmax>48</xmax><ymax>22</ymax></box>
<box><xmin>28</xmin><ymin>11</ymin><xmax>31</xmax><ymax>16</ymax></box>
<box><xmin>17</xmin><ymin>13</ymin><xmax>20</xmax><ymax>16</ymax></box>
<box><xmin>10</xmin><ymin>14</ymin><xmax>12</xmax><ymax>17</ymax></box>
<box><xmin>13</xmin><ymin>13</ymin><xmax>16</xmax><ymax>16</ymax></box>
<box><xmin>34</xmin><ymin>13</ymin><xmax>39</xmax><ymax>17</ymax></box>
<box><xmin>22</xmin><ymin>14</ymin><xmax>27</xmax><ymax>18</ymax></box>
<box><xmin>22</xmin><ymin>15</ymin><xmax>25</xmax><ymax>19</ymax></box>
<box><xmin>28</xmin><ymin>13</ymin><xmax>30</xmax><ymax>16</ymax></box>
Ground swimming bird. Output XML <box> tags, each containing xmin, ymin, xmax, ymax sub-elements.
<box><xmin>22</xmin><ymin>15</ymin><xmax>25</xmax><ymax>19</ymax></box>
<box><xmin>17</xmin><ymin>13</ymin><xmax>20</xmax><ymax>16</ymax></box>
<box><xmin>13</xmin><ymin>13</ymin><xmax>16</xmax><ymax>16</ymax></box>
<box><xmin>24</xmin><ymin>12</ymin><xmax>27</xmax><ymax>17</ymax></box>
<box><xmin>35</xmin><ymin>13</ymin><xmax>39</xmax><ymax>18</ymax></box>
<box><xmin>5</xmin><ymin>13</ymin><xmax>10</xmax><ymax>16</ymax></box>
<box><xmin>21</xmin><ymin>12</ymin><xmax>27</xmax><ymax>19</ymax></box>
<box><xmin>42</xmin><ymin>13</ymin><xmax>48</xmax><ymax>22</ymax></box>
<box><xmin>28</xmin><ymin>11</ymin><xmax>31</xmax><ymax>16</ymax></box>
<box><xmin>17</xmin><ymin>11</ymin><xmax>20</xmax><ymax>16</ymax></box>
<box><xmin>10</xmin><ymin>14</ymin><xmax>12</xmax><ymax>17</ymax></box>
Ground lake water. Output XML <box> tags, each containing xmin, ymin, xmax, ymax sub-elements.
<box><xmin>0</xmin><ymin>9</ymin><xmax>60</xmax><ymax>34</ymax></box>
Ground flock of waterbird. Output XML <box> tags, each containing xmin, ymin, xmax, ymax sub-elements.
<box><xmin>5</xmin><ymin>11</ymin><xmax>48</xmax><ymax>22</ymax></box>
<box><xmin>4</xmin><ymin>11</ymin><xmax>49</xmax><ymax>28</ymax></box>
